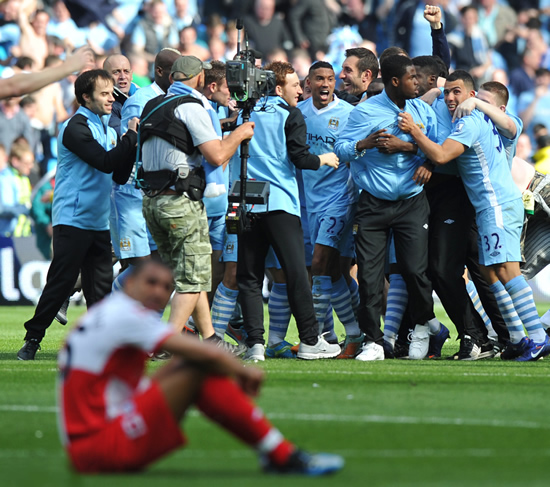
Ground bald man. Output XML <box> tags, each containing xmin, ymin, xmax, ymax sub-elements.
<box><xmin>103</xmin><ymin>54</ymin><xmax>136</xmax><ymax>136</ymax></box>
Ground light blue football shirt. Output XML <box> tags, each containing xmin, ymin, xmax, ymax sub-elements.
<box><xmin>298</xmin><ymin>95</ymin><xmax>357</xmax><ymax>211</ymax></box>
<box><xmin>447</xmin><ymin>110</ymin><xmax>521</xmax><ymax>211</ymax></box>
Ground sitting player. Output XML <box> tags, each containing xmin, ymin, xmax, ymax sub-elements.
<box><xmin>57</xmin><ymin>260</ymin><xmax>344</xmax><ymax>474</ymax></box>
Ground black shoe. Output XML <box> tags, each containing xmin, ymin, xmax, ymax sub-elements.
<box><xmin>478</xmin><ymin>340</ymin><xmax>496</xmax><ymax>359</ymax></box>
<box><xmin>55</xmin><ymin>297</ymin><xmax>70</xmax><ymax>325</ymax></box>
<box><xmin>446</xmin><ymin>351</ymin><xmax>460</xmax><ymax>360</ymax></box>
<box><xmin>206</xmin><ymin>334</ymin><xmax>247</xmax><ymax>356</ymax></box>
<box><xmin>383</xmin><ymin>340</ymin><xmax>395</xmax><ymax>359</ymax></box>
<box><xmin>393</xmin><ymin>339</ymin><xmax>409</xmax><ymax>359</ymax></box>
<box><xmin>17</xmin><ymin>339</ymin><xmax>41</xmax><ymax>360</ymax></box>
<box><xmin>492</xmin><ymin>339</ymin><xmax>506</xmax><ymax>358</ymax></box>
<box><xmin>457</xmin><ymin>335</ymin><xmax>481</xmax><ymax>361</ymax></box>
<box><xmin>262</xmin><ymin>449</ymin><xmax>344</xmax><ymax>476</ymax></box>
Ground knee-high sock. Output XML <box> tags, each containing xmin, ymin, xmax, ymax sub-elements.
<box><xmin>267</xmin><ymin>283</ymin><xmax>291</xmax><ymax>347</ymax></box>
<box><xmin>112</xmin><ymin>264</ymin><xmax>135</xmax><ymax>293</ymax></box>
<box><xmin>348</xmin><ymin>278</ymin><xmax>359</xmax><ymax>318</ymax></box>
<box><xmin>383</xmin><ymin>273</ymin><xmax>407</xmax><ymax>345</ymax></box>
<box><xmin>505</xmin><ymin>275</ymin><xmax>545</xmax><ymax>343</ymax></box>
<box><xmin>331</xmin><ymin>276</ymin><xmax>361</xmax><ymax>337</ymax></box>
<box><xmin>466</xmin><ymin>279</ymin><xmax>497</xmax><ymax>339</ymax></box>
<box><xmin>489</xmin><ymin>280</ymin><xmax>526</xmax><ymax>344</ymax></box>
<box><xmin>211</xmin><ymin>282</ymin><xmax>239</xmax><ymax>338</ymax></box>
<box><xmin>312</xmin><ymin>275</ymin><xmax>331</xmax><ymax>334</ymax></box>
<box><xmin>196</xmin><ymin>375</ymin><xmax>294</xmax><ymax>465</ymax></box>
<box><xmin>322</xmin><ymin>305</ymin><xmax>337</xmax><ymax>342</ymax></box>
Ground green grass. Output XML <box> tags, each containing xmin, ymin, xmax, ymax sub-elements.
<box><xmin>1</xmin><ymin>303</ymin><xmax>550</xmax><ymax>487</ymax></box>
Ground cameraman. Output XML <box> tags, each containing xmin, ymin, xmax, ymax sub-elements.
<box><xmin>140</xmin><ymin>56</ymin><xmax>254</xmax><ymax>352</ymax></box>
<box><xmin>233</xmin><ymin>61</ymin><xmax>341</xmax><ymax>361</ymax></box>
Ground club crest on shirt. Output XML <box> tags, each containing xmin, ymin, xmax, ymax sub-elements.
<box><xmin>328</xmin><ymin>118</ymin><xmax>339</xmax><ymax>130</ymax></box>
<box><xmin>111</xmin><ymin>138</ymin><xmax>116</xmax><ymax>147</ymax></box>
<box><xmin>415</xmin><ymin>121</ymin><xmax>425</xmax><ymax>131</ymax></box>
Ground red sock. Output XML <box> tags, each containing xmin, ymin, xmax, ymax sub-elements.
<box><xmin>196</xmin><ymin>375</ymin><xmax>295</xmax><ymax>465</ymax></box>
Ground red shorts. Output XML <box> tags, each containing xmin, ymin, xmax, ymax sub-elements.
<box><xmin>68</xmin><ymin>381</ymin><xmax>186</xmax><ymax>472</ymax></box>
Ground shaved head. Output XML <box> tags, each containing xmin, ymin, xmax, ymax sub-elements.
<box><xmin>103</xmin><ymin>54</ymin><xmax>132</xmax><ymax>93</ymax></box>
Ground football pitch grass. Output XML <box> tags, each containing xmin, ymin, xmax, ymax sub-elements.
<box><xmin>2</xmin><ymin>303</ymin><xmax>550</xmax><ymax>487</ymax></box>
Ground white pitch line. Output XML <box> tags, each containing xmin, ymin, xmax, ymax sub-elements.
<box><xmin>1</xmin><ymin>405</ymin><xmax>547</xmax><ymax>430</ymax></box>
<box><xmin>264</xmin><ymin>412</ymin><xmax>550</xmax><ymax>430</ymax></box>
<box><xmin>264</xmin><ymin>369</ymin><xmax>550</xmax><ymax>379</ymax></box>
<box><xmin>3</xmin><ymin>448</ymin><xmax>550</xmax><ymax>460</ymax></box>
<box><xmin>0</xmin><ymin>405</ymin><xmax>58</xmax><ymax>412</ymax></box>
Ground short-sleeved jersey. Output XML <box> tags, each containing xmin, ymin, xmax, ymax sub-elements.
<box><xmin>57</xmin><ymin>292</ymin><xmax>174</xmax><ymax>446</ymax></box>
<box><xmin>500</xmin><ymin>111</ymin><xmax>523</xmax><ymax>168</ymax></box>
<box><xmin>335</xmin><ymin>90</ymin><xmax>438</xmax><ymax>201</ymax></box>
<box><xmin>298</xmin><ymin>96</ymin><xmax>357</xmax><ymax>211</ymax></box>
<box><xmin>447</xmin><ymin>109</ymin><xmax>521</xmax><ymax>211</ymax></box>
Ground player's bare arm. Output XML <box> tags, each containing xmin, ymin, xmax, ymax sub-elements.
<box><xmin>161</xmin><ymin>333</ymin><xmax>265</xmax><ymax>397</ymax></box>
<box><xmin>398</xmin><ymin>111</ymin><xmax>465</xmax><ymax>164</ymax></box>
<box><xmin>453</xmin><ymin>98</ymin><xmax>516</xmax><ymax>139</ymax></box>
<box><xmin>420</xmin><ymin>87</ymin><xmax>441</xmax><ymax>106</ymax></box>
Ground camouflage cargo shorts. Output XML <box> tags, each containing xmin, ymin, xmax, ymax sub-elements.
<box><xmin>142</xmin><ymin>194</ymin><xmax>212</xmax><ymax>293</ymax></box>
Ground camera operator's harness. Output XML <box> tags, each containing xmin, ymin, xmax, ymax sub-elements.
<box><xmin>134</xmin><ymin>94</ymin><xmax>206</xmax><ymax>200</ymax></box>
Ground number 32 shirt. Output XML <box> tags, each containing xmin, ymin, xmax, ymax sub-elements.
<box><xmin>447</xmin><ymin>109</ymin><xmax>521</xmax><ymax>212</ymax></box>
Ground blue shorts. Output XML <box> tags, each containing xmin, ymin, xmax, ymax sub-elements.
<box><xmin>222</xmin><ymin>231</ymin><xmax>238</xmax><ymax>263</ymax></box>
<box><xmin>476</xmin><ymin>199</ymin><xmax>523</xmax><ymax>266</ymax></box>
<box><xmin>110</xmin><ymin>184</ymin><xmax>156</xmax><ymax>259</ymax></box>
<box><xmin>308</xmin><ymin>205</ymin><xmax>355</xmax><ymax>258</ymax></box>
<box><xmin>208</xmin><ymin>214</ymin><xmax>226</xmax><ymax>251</ymax></box>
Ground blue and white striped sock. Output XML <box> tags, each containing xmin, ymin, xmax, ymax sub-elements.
<box><xmin>322</xmin><ymin>305</ymin><xmax>338</xmax><ymax>342</ymax></box>
<box><xmin>312</xmin><ymin>275</ymin><xmax>332</xmax><ymax>334</ymax></box>
<box><xmin>466</xmin><ymin>279</ymin><xmax>497</xmax><ymax>339</ymax></box>
<box><xmin>268</xmin><ymin>283</ymin><xmax>291</xmax><ymax>347</ymax></box>
<box><xmin>383</xmin><ymin>273</ymin><xmax>407</xmax><ymax>345</ymax></box>
<box><xmin>489</xmin><ymin>280</ymin><xmax>526</xmax><ymax>344</ymax></box>
<box><xmin>505</xmin><ymin>275</ymin><xmax>545</xmax><ymax>343</ymax></box>
<box><xmin>211</xmin><ymin>282</ymin><xmax>239</xmax><ymax>338</ymax></box>
<box><xmin>112</xmin><ymin>264</ymin><xmax>135</xmax><ymax>293</ymax></box>
<box><xmin>331</xmin><ymin>276</ymin><xmax>361</xmax><ymax>337</ymax></box>
<box><xmin>348</xmin><ymin>278</ymin><xmax>359</xmax><ymax>318</ymax></box>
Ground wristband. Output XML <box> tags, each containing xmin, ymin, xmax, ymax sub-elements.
<box><xmin>354</xmin><ymin>140</ymin><xmax>366</xmax><ymax>158</ymax></box>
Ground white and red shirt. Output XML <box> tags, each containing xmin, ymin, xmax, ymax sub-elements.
<box><xmin>57</xmin><ymin>292</ymin><xmax>174</xmax><ymax>445</ymax></box>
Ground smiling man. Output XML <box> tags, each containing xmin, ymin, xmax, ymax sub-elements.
<box><xmin>337</xmin><ymin>47</ymin><xmax>379</xmax><ymax>104</ymax></box>
<box><xmin>18</xmin><ymin>69</ymin><xmax>139</xmax><ymax>360</ymax></box>
<box><xmin>297</xmin><ymin>61</ymin><xmax>361</xmax><ymax>358</ymax></box>
<box><xmin>335</xmin><ymin>55</ymin><xmax>440</xmax><ymax>361</ymax></box>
